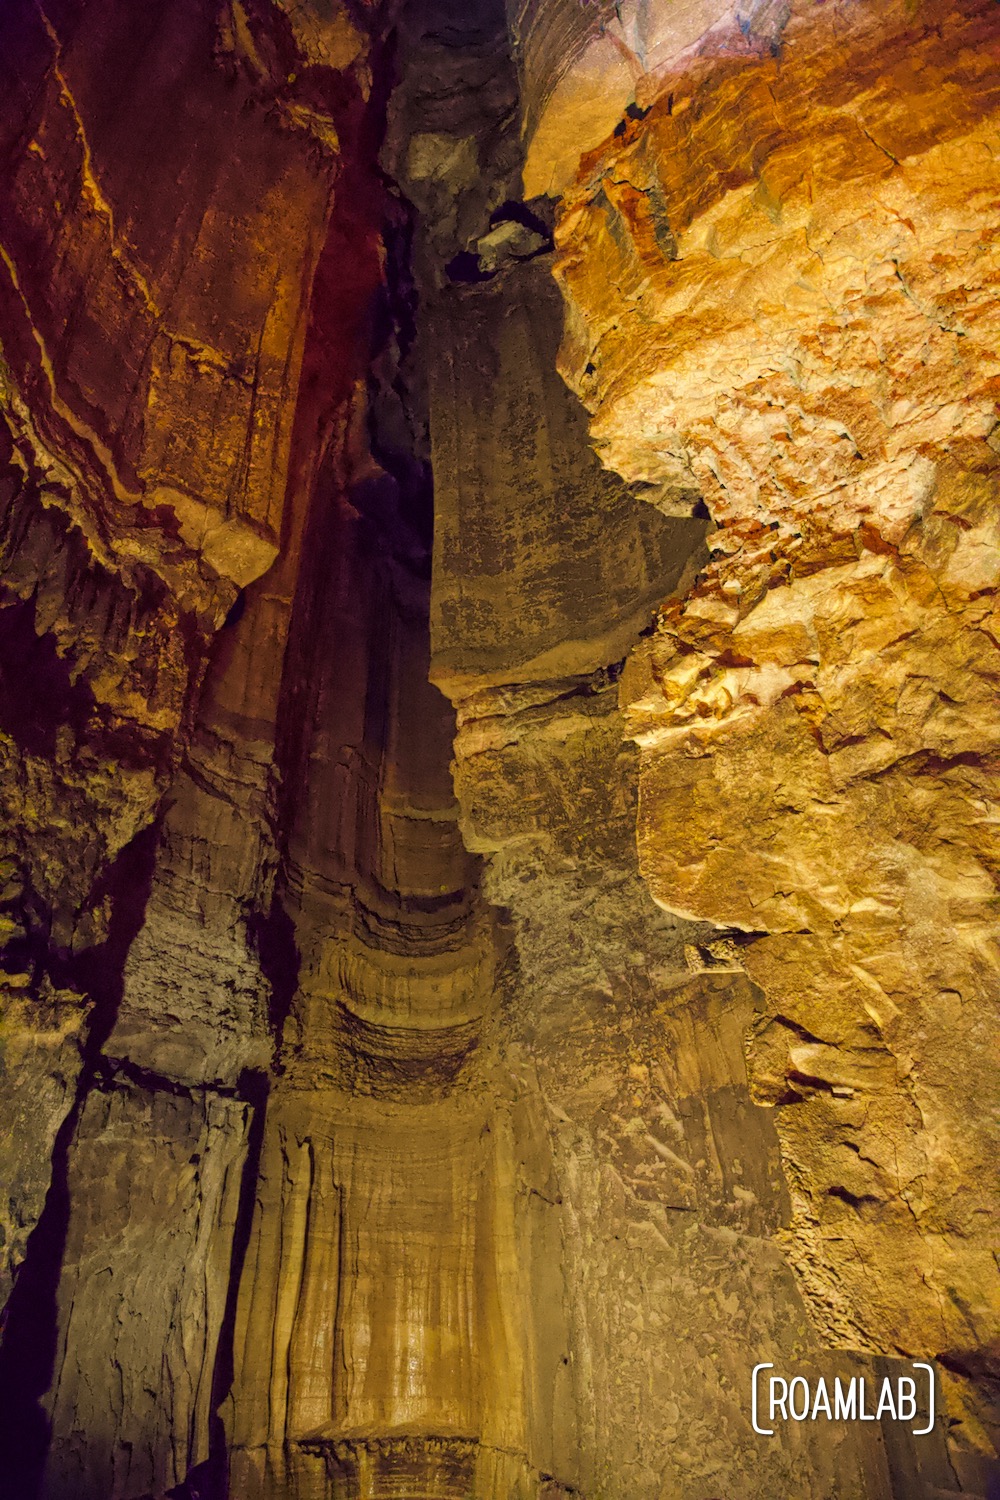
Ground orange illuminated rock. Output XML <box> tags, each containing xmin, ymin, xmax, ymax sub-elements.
<box><xmin>544</xmin><ymin>0</ymin><xmax>1000</xmax><ymax>1470</ymax></box>
<box><xmin>2</xmin><ymin>0</ymin><xmax>998</xmax><ymax>1493</ymax></box>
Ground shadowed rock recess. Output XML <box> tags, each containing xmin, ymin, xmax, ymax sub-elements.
<box><xmin>0</xmin><ymin>0</ymin><xmax>996</xmax><ymax>1496</ymax></box>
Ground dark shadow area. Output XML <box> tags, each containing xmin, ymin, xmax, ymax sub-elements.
<box><xmin>0</xmin><ymin>818</ymin><xmax>161</xmax><ymax>1499</ymax></box>
<box><xmin>0</xmin><ymin>1092</ymin><xmax>76</xmax><ymax>1500</ymax></box>
<box><xmin>0</xmin><ymin>596</ymin><xmax>95</xmax><ymax>761</ymax></box>
<box><xmin>249</xmin><ymin>886</ymin><xmax>301</xmax><ymax>1043</ymax></box>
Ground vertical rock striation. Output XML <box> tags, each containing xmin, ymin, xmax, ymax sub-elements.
<box><xmin>0</xmin><ymin>0</ymin><xmax>997</xmax><ymax>1494</ymax></box>
<box><xmin>0</xmin><ymin>0</ymin><xmax>382</xmax><ymax>1493</ymax></box>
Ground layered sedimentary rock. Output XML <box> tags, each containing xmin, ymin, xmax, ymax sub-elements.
<box><xmin>0</xmin><ymin>0</ymin><xmax>367</xmax><ymax>1310</ymax></box>
<box><xmin>0</xmin><ymin>0</ymin><xmax>382</xmax><ymax>1492</ymax></box>
<box><xmin>406</xmin><ymin>7</ymin><xmax>963</xmax><ymax>1491</ymax></box>
<box><xmin>515</xmin><ymin>0</ymin><xmax>1000</xmax><ymax>1482</ymax></box>
<box><xmin>0</xmin><ymin>0</ymin><xmax>998</xmax><ymax>1494</ymax></box>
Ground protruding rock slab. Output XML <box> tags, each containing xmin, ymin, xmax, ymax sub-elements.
<box><xmin>44</xmin><ymin>1083</ymin><xmax>251</xmax><ymax>1500</ymax></box>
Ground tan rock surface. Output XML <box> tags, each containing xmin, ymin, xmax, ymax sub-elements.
<box><xmin>0</xmin><ymin>981</ymin><xmax>87</xmax><ymax>1314</ymax></box>
<box><xmin>536</xmin><ymin>0</ymin><xmax>1000</xmax><ymax>1473</ymax></box>
<box><xmin>422</xmin><ymin>64</ymin><xmax>944</xmax><ymax>1484</ymax></box>
<box><xmin>0</xmin><ymin>0</ymin><xmax>997</xmax><ymax>1493</ymax></box>
<box><xmin>45</xmin><ymin>1084</ymin><xmax>251</xmax><ymax>1499</ymax></box>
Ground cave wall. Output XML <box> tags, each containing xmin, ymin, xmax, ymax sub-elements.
<box><xmin>0</xmin><ymin>0</ymin><xmax>365</xmax><ymax>1304</ymax></box>
<box><xmin>414</xmin><ymin>65</ymin><xmax>920</xmax><ymax>1490</ymax></box>
<box><xmin>0</xmin><ymin>0</ymin><xmax>996</xmax><ymax>1496</ymax></box>
<box><xmin>508</xmin><ymin>0</ymin><xmax>1000</xmax><ymax>1487</ymax></box>
<box><xmin>0</xmin><ymin>0</ymin><xmax>382</xmax><ymax>1492</ymax></box>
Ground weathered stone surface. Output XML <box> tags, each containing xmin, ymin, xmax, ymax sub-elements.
<box><xmin>0</xmin><ymin>0</ymin><xmax>354</xmax><ymax>607</ymax></box>
<box><xmin>1</xmin><ymin>0</ymin><xmax>997</xmax><ymax>1493</ymax></box>
<box><xmin>0</xmin><ymin>0</ymin><xmax>371</xmax><ymax>1336</ymax></box>
<box><xmin>227</xmin><ymin>1084</ymin><xmax>584</xmax><ymax>1499</ymax></box>
<box><xmin>508</xmin><ymin>0</ymin><xmax>792</xmax><ymax>198</ymax></box>
<box><xmin>0</xmin><ymin>980</ymin><xmax>86</xmax><ymax>1315</ymax></box>
<box><xmin>43</xmin><ymin>1083</ymin><xmax>251</xmax><ymax>1500</ymax></box>
<box><xmin>536</xmin><ymin>0</ymin><xmax>1000</xmax><ymax>1475</ymax></box>
<box><xmin>622</xmin><ymin>460</ymin><xmax>1000</xmax><ymax>1468</ymax></box>
<box><xmin>428</xmin><ymin>259</ymin><xmax>704</xmax><ymax>689</ymax></box>
<box><xmin>0</xmin><ymin>1</ymin><xmax>386</xmax><ymax>1493</ymax></box>
<box><xmin>423</xmin><ymin>89</ymin><xmax>931</xmax><ymax>1488</ymax></box>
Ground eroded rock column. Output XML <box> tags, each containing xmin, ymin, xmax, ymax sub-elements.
<box><xmin>224</xmin><ymin>441</ymin><xmax>582</xmax><ymax>1500</ymax></box>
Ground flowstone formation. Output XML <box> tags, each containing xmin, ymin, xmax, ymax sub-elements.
<box><xmin>0</xmin><ymin>0</ymin><xmax>996</xmax><ymax>1497</ymax></box>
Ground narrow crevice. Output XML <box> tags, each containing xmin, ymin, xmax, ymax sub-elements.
<box><xmin>202</xmin><ymin>1068</ymin><xmax>270</xmax><ymax>1500</ymax></box>
<box><xmin>0</xmin><ymin>816</ymin><xmax>161</xmax><ymax>1497</ymax></box>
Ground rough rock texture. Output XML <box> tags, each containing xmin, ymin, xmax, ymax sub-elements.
<box><xmin>0</xmin><ymin>0</ymin><xmax>382</xmax><ymax>1493</ymax></box>
<box><xmin>407</xmin><ymin>9</ymin><xmax>965</xmax><ymax>1492</ymax></box>
<box><xmin>45</xmin><ymin>1085</ymin><xmax>251</xmax><ymax>1499</ymax></box>
<box><xmin>0</xmin><ymin>0</ymin><xmax>369</xmax><ymax>1322</ymax></box>
<box><xmin>422</xmin><ymin>152</ymin><xmax>930</xmax><ymax>1500</ymax></box>
<box><xmin>0</xmin><ymin>0</ymin><xmax>997</xmax><ymax>1494</ymax></box>
<box><xmin>0</xmin><ymin>980</ymin><xmax>86</xmax><ymax>1311</ymax></box>
<box><xmin>520</xmin><ymin>0</ymin><xmax>1000</xmax><ymax>1481</ymax></box>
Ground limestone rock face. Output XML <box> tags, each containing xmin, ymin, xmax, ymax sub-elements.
<box><xmin>0</xmin><ymin>0</ymin><xmax>351</xmax><ymax>603</ymax></box>
<box><xmin>0</xmin><ymin>0</ymin><xmax>381</xmax><ymax>1491</ymax></box>
<box><xmin>418</xmin><ymin>32</ymin><xmax>950</xmax><ymax>1486</ymax></box>
<box><xmin>0</xmin><ymin>0</ymin><xmax>998</xmax><ymax>1494</ymax></box>
<box><xmin>508</xmin><ymin>0</ymin><xmax>792</xmax><ymax>199</ymax></box>
<box><xmin>0</xmin><ymin>981</ymin><xmax>87</xmax><ymax>1313</ymax></box>
<box><xmin>0</xmin><ymin>0</ymin><xmax>367</xmax><ymax>1315</ymax></box>
<box><xmin>528</xmin><ymin>0</ymin><xmax>1000</xmax><ymax>1473</ymax></box>
<box><xmin>45</xmin><ymin>1085</ymin><xmax>251</xmax><ymax>1499</ymax></box>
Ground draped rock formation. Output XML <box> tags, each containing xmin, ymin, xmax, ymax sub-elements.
<box><xmin>0</xmin><ymin>0</ymin><xmax>997</xmax><ymax>1497</ymax></box>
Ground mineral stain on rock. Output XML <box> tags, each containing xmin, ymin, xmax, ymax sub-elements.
<box><xmin>0</xmin><ymin>0</ymin><xmax>997</xmax><ymax>1497</ymax></box>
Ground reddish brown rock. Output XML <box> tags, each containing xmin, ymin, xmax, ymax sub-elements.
<box><xmin>0</xmin><ymin>0</ymin><xmax>384</xmax><ymax>1491</ymax></box>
